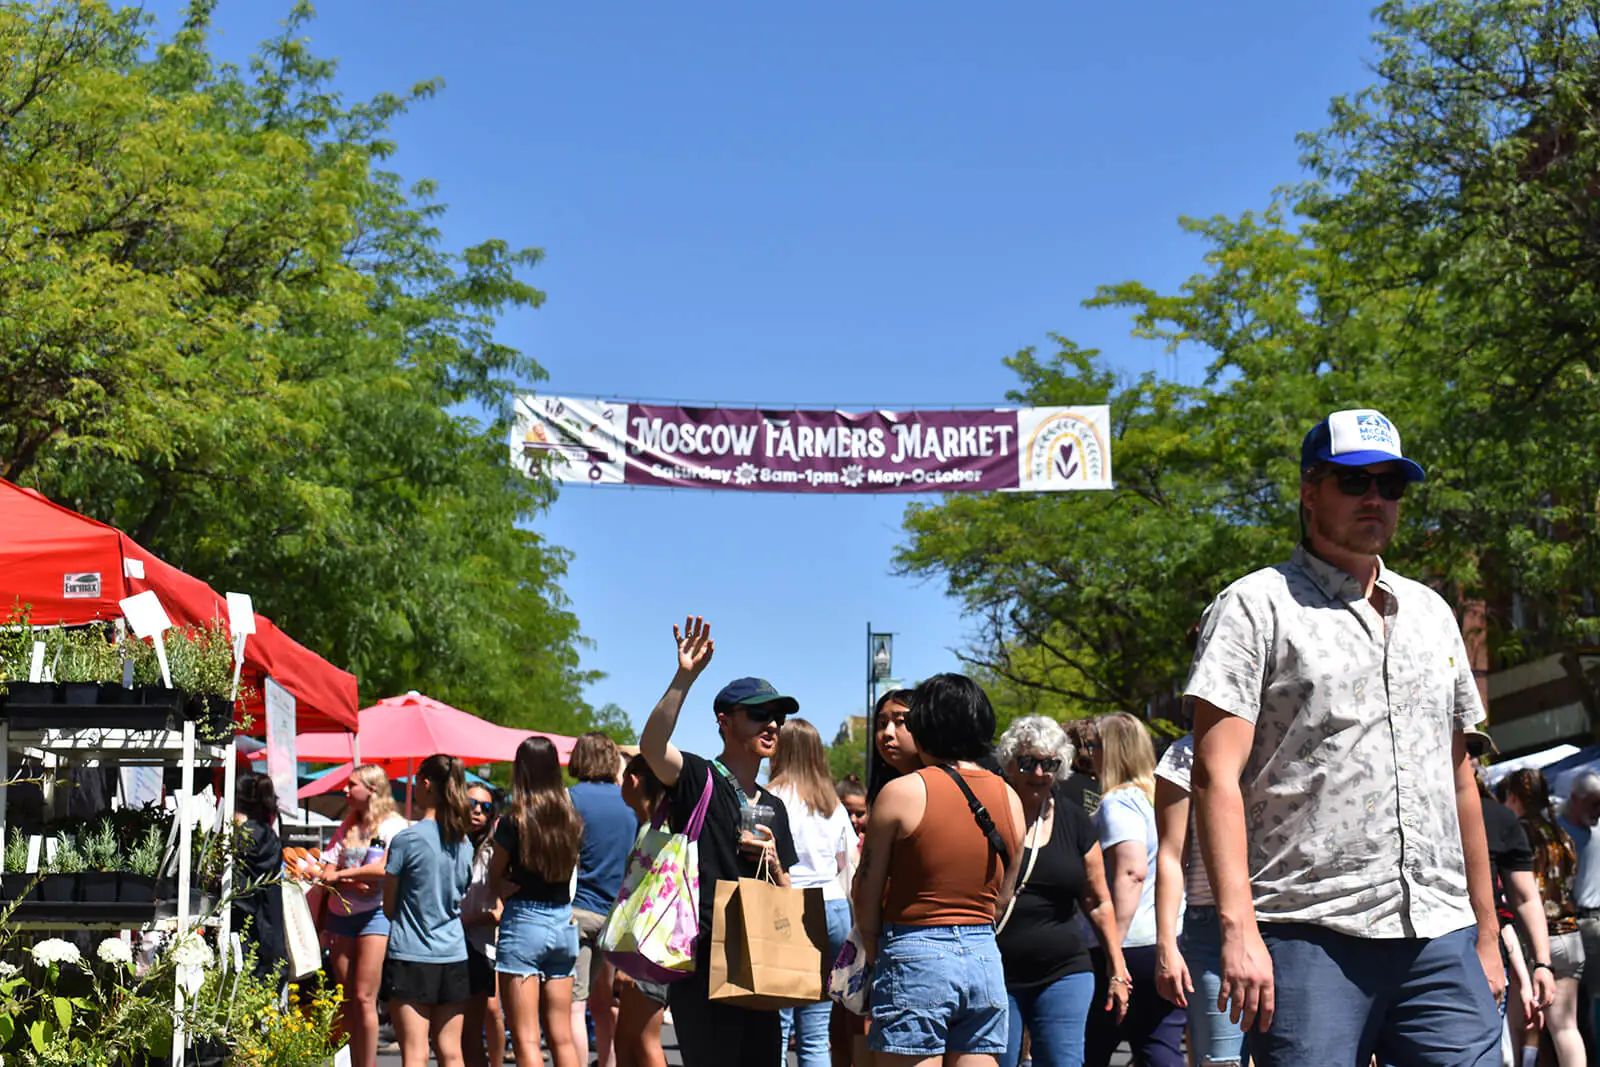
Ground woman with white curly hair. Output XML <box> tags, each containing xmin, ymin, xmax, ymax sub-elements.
<box><xmin>994</xmin><ymin>716</ymin><xmax>1129</xmax><ymax>1067</ymax></box>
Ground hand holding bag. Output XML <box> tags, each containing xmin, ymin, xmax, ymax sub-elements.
<box><xmin>707</xmin><ymin>851</ymin><xmax>830</xmax><ymax>1009</ymax></box>
<box><xmin>597</xmin><ymin>772</ymin><xmax>714</xmax><ymax>983</ymax></box>
<box><xmin>827</xmin><ymin>925</ymin><xmax>871</xmax><ymax>1014</ymax></box>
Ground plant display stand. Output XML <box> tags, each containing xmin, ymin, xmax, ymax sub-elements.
<box><xmin>0</xmin><ymin>712</ymin><xmax>237</xmax><ymax>1067</ymax></box>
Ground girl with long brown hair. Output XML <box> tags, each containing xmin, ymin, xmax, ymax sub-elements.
<box><xmin>321</xmin><ymin>764</ymin><xmax>409</xmax><ymax>1067</ymax></box>
<box><xmin>383</xmin><ymin>754</ymin><xmax>477</xmax><ymax>1067</ymax></box>
<box><xmin>768</xmin><ymin>718</ymin><xmax>858</xmax><ymax>1067</ymax></box>
<box><xmin>491</xmin><ymin>736</ymin><xmax>585</xmax><ymax>1067</ymax></box>
<box><xmin>1499</xmin><ymin>769</ymin><xmax>1586</xmax><ymax>1067</ymax></box>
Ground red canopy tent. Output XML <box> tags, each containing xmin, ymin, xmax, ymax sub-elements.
<box><xmin>0</xmin><ymin>479</ymin><xmax>358</xmax><ymax>732</ymax></box>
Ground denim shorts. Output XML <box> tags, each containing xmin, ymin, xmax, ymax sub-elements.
<box><xmin>869</xmin><ymin>924</ymin><xmax>1008</xmax><ymax>1057</ymax></box>
<box><xmin>325</xmin><ymin>905</ymin><xmax>390</xmax><ymax>939</ymax></box>
<box><xmin>495</xmin><ymin>898</ymin><xmax>580</xmax><ymax>980</ymax></box>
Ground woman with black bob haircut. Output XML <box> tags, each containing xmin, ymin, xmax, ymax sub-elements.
<box><xmin>904</xmin><ymin>672</ymin><xmax>997</xmax><ymax>765</ymax></box>
<box><xmin>855</xmin><ymin>672</ymin><xmax>1024</xmax><ymax>1066</ymax></box>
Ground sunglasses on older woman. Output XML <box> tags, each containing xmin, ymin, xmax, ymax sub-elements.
<box><xmin>1017</xmin><ymin>755</ymin><xmax>1062</xmax><ymax>774</ymax></box>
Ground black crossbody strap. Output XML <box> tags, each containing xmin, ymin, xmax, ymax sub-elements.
<box><xmin>935</xmin><ymin>765</ymin><xmax>1011</xmax><ymax>868</ymax></box>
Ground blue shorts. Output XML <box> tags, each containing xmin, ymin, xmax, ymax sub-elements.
<box><xmin>495</xmin><ymin>899</ymin><xmax>579</xmax><ymax>980</ymax></box>
<box><xmin>1254</xmin><ymin>923</ymin><xmax>1498</xmax><ymax>1067</ymax></box>
<box><xmin>869</xmin><ymin>924</ymin><xmax>1008</xmax><ymax>1057</ymax></box>
<box><xmin>325</xmin><ymin>906</ymin><xmax>390</xmax><ymax>939</ymax></box>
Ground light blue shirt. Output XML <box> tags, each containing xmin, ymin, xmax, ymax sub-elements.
<box><xmin>385</xmin><ymin>819</ymin><xmax>474</xmax><ymax>963</ymax></box>
<box><xmin>1560</xmin><ymin>817</ymin><xmax>1600</xmax><ymax>911</ymax></box>
<box><xmin>1095</xmin><ymin>786</ymin><xmax>1159</xmax><ymax>948</ymax></box>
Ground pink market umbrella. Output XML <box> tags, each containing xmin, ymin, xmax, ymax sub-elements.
<box><xmin>285</xmin><ymin>691</ymin><xmax>576</xmax><ymax>814</ymax></box>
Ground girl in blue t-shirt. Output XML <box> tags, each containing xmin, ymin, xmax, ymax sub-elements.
<box><xmin>383</xmin><ymin>754</ymin><xmax>475</xmax><ymax>1067</ymax></box>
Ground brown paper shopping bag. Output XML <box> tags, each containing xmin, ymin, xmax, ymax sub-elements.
<box><xmin>707</xmin><ymin>876</ymin><xmax>829</xmax><ymax>1009</ymax></box>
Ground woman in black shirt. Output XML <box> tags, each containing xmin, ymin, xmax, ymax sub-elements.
<box><xmin>995</xmin><ymin>717</ymin><xmax>1128</xmax><ymax>1067</ymax></box>
<box><xmin>232</xmin><ymin>773</ymin><xmax>287</xmax><ymax>981</ymax></box>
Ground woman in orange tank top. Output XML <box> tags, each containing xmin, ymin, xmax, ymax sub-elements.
<box><xmin>854</xmin><ymin>674</ymin><xmax>1025</xmax><ymax>1067</ymax></box>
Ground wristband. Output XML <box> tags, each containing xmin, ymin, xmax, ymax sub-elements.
<box><xmin>1533</xmin><ymin>962</ymin><xmax>1554</xmax><ymax>972</ymax></box>
<box><xmin>1108</xmin><ymin>974</ymin><xmax>1133</xmax><ymax>988</ymax></box>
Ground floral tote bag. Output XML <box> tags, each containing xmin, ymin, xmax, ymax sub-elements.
<box><xmin>598</xmin><ymin>770</ymin><xmax>714</xmax><ymax>983</ymax></box>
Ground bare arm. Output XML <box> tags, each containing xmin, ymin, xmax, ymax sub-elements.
<box><xmin>991</xmin><ymin>784</ymin><xmax>1027</xmax><ymax>922</ymax></box>
<box><xmin>1153</xmin><ymin>777</ymin><xmax>1194</xmax><ymax>1008</ymax></box>
<box><xmin>488</xmin><ymin>841</ymin><xmax>517</xmax><ymax>906</ymax></box>
<box><xmin>1079</xmin><ymin>842</ymin><xmax>1130</xmax><ymax>1022</ymax></box>
<box><xmin>1453</xmin><ymin>733</ymin><xmax>1507</xmax><ymax>1003</ymax></box>
<box><xmin>853</xmin><ymin>776</ymin><xmax>923</xmax><ymax>963</ymax></box>
<box><xmin>382</xmin><ymin>873</ymin><xmax>399</xmax><ymax>920</ymax></box>
<box><xmin>1104</xmin><ymin>838</ymin><xmax>1147</xmax><ymax>943</ymax></box>
<box><xmin>638</xmin><ymin>617</ymin><xmax>715</xmax><ymax>788</ymax></box>
<box><xmin>1503</xmin><ymin>869</ymin><xmax>1556</xmax><ymax>1010</ymax></box>
<box><xmin>1193</xmin><ymin>699</ymin><xmax>1274</xmax><ymax>1031</ymax></box>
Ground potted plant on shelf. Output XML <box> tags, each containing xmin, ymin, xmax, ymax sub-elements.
<box><xmin>0</xmin><ymin>605</ymin><xmax>55</xmax><ymax>708</ymax></box>
<box><xmin>1</xmin><ymin>828</ymin><xmax>38</xmax><ymax>901</ymax></box>
<box><xmin>170</xmin><ymin>623</ymin><xmax>238</xmax><ymax>739</ymax></box>
<box><xmin>41</xmin><ymin>832</ymin><xmax>84</xmax><ymax>902</ymax></box>
<box><xmin>122</xmin><ymin>823</ymin><xmax>165</xmax><ymax>903</ymax></box>
<box><xmin>80</xmin><ymin>819</ymin><xmax>121</xmax><ymax>903</ymax></box>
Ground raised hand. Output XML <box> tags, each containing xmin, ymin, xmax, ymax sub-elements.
<box><xmin>673</xmin><ymin>615</ymin><xmax>715</xmax><ymax>677</ymax></box>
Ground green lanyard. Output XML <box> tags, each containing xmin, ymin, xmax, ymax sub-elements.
<box><xmin>711</xmin><ymin>759</ymin><xmax>757</xmax><ymax>809</ymax></box>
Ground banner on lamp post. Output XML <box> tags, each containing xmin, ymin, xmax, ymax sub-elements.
<box><xmin>263</xmin><ymin>677</ymin><xmax>297</xmax><ymax>821</ymax></box>
<box><xmin>511</xmin><ymin>397</ymin><xmax>1112</xmax><ymax>494</ymax></box>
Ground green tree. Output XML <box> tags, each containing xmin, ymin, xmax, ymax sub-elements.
<box><xmin>826</xmin><ymin>730</ymin><xmax>868</xmax><ymax>785</ymax></box>
<box><xmin>0</xmin><ymin>1</ymin><xmax>599</xmax><ymax>732</ymax></box>
<box><xmin>901</xmin><ymin>0</ymin><xmax>1600</xmax><ymax>711</ymax></box>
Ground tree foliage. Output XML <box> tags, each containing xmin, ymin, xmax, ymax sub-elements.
<box><xmin>900</xmin><ymin>0</ymin><xmax>1600</xmax><ymax>717</ymax></box>
<box><xmin>0</xmin><ymin>1</ymin><xmax>600</xmax><ymax>734</ymax></box>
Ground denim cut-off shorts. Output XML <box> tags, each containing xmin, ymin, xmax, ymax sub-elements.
<box><xmin>495</xmin><ymin>898</ymin><xmax>580</xmax><ymax>980</ymax></box>
<box><xmin>325</xmin><ymin>905</ymin><xmax>390</xmax><ymax>939</ymax></box>
<box><xmin>869</xmin><ymin>924</ymin><xmax>1009</xmax><ymax>1057</ymax></box>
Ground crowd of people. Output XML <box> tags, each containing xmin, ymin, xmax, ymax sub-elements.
<box><xmin>225</xmin><ymin>407</ymin><xmax>1600</xmax><ymax>1067</ymax></box>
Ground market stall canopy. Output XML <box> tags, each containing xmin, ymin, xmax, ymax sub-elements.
<box><xmin>0</xmin><ymin>478</ymin><xmax>358</xmax><ymax>732</ymax></box>
<box><xmin>291</xmin><ymin>691</ymin><xmax>576</xmax><ymax>767</ymax></box>
<box><xmin>296</xmin><ymin>759</ymin><xmax>496</xmax><ymax>800</ymax></box>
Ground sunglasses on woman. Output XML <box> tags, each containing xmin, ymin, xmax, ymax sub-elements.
<box><xmin>1017</xmin><ymin>755</ymin><xmax>1062</xmax><ymax>774</ymax></box>
<box><xmin>470</xmin><ymin>800</ymin><xmax>495</xmax><ymax>813</ymax></box>
<box><xmin>1328</xmin><ymin>469</ymin><xmax>1408</xmax><ymax>501</ymax></box>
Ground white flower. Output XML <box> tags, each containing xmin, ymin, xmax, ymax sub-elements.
<box><xmin>0</xmin><ymin>959</ymin><xmax>18</xmax><ymax>978</ymax></box>
<box><xmin>30</xmin><ymin>938</ymin><xmax>82</xmax><ymax>967</ymax></box>
<box><xmin>733</xmin><ymin>462</ymin><xmax>759</xmax><ymax>486</ymax></box>
<box><xmin>170</xmin><ymin>935</ymin><xmax>213</xmax><ymax>969</ymax></box>
<box><xmin>841</xmin><ymin>464</ymin><xmax>865</xmax><ymax>488</ymax></box>
<box><xmin>97</xmin><ymin>938</ymin><xmax>132</xmax><ymax>965</ymax></box>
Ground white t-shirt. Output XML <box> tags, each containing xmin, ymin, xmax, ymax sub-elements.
<box><xmin>1095</xmin><ymin>786</ymin><xmax>1159</xmax><ymax>948</ymax></box>
<box><xmin>324</xmin><ymin>812</ymin><xmax>410</xmax><ymax>915</ymax></box>
<box><xmin>1153</xmin><ymin>734</ymin><xmax>1213</xmax><ymax>908</ymax></box>
<box><xmin>769</xmin><ymin>785</ymin><xmax>855</xmax><ymax>901</ymax></box>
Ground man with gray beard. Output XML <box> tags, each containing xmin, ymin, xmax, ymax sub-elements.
<box><xmin>1187</xmin><ymin>409</ymin><xmax>1504</xmax><ymax>1066</ymax></box>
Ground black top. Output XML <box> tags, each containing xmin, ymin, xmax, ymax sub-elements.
<box><xmin>1481</xmin><ymin>793</ymin><xmax>1533</xmax><ymax>922</ymax></box>
<box><xmin>493</xmin><ymin>818</ymin><xmax>575</xmax><ymax>904</ymax></box>
<box><xmin>1056</xmin><ymin>773</ymin><xmax>1102</xmax><ymax>816</ymax></box>
<box><xmin>232</xmin><ymin>819</ymin><xmax>286</xmax><ymax>980</ymax></box>
<box><xmin>995</xmin><ymin>798</ymin><xmax>1099</xmax><ymax>991</ymax></box>
<box><xmin>665</xmin><ymin>752</ymin><xmax>799</xmax><ymax>957</ymax></box>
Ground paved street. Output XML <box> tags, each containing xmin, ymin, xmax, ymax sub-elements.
<box><xmin>375</xmin><ymin>1023</ymin><xmax>1137</xmax><ymax>1066</ymax></box>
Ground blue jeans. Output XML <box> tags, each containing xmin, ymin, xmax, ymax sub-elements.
<box><xmin>779</xmin><ymin>898</ymin><xmax>852</xmax><ymax>1067</ymax></box>
<box><xmin>999</xmin><ymin>971</ymin><xmax>1094</xmax><ymax>1067</ymax></box>
<box><xmin>1181</xmin><ymin>906</ymin><xmax>1247</xmax><ymax>1065</ymax></box>
<box><xmin>869</xmin><ymin>924</ymin><xmax>1009</xmax><ymax>1057</ymax></box>
<box><xmin>1253</xmin><ymin>923</ymin><xmax>1498</xmax><ymax>1067</ymax></box>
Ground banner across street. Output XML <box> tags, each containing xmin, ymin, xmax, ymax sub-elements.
<box><xmin>510</xmin><ymin>396</ymin><xmax>1113</xmax><ymax>494</ymax></box>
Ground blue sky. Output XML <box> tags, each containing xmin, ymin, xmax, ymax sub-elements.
<box><xmin>190</xmin><ymin>2</ymin><xmax>1378</xmax><ymax>759</ymax></box>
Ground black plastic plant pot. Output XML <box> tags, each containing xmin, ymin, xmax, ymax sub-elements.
<box><xmin>1</xmin><ymin>680</ymin><xmax>57</xmax><ymax>707</ymax></box>
<box><xmin>138</xmin><ymin>686</ymin><xmax>186</xmax><ymax>716</ymax></box>
<box><xmin>205</xmin><ymin>694</ymin><xmax>234</xmax><ymax>733</ymax></box>
<box><xmin>120</xmin><ymin>874</ymin><xmax>156</xmax><ymax>903</ymax></box>
<box><xmin>38</xmin><ymin>873</ymin><xmax>77</xmax><ymax>902</ymax></box>
<box><xmin>98</xmin><ymin>682</ymin><xmax>139</xmax><ymax>705</ymax></box>
<box><xmin>80</xmin><ymin>871</ymin><xmax>119</xmax><ymax>903</ymax></box>
<box><xmin>61</xmin><ymin>682</ymin><xmax>99</xmax><ymax>706</ymax></box>
<box><xmin>0</xmin><ymin>872</ymin><xmax>36</xmax><ymax>900</ymax></box>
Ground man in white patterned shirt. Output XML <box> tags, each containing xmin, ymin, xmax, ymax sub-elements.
<box><xmin>1187</xmin><ymin>409</ymin><xmax>1503</xmax><ymax>1066</ymax></box>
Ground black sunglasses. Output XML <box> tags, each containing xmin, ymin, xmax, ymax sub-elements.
<box><xmin>471</xmin><ymin>800</ymin><xmax>495</xmax><ymax>813</ymax></box>
<box><xmin>741</xmin><ymin>705</ymin><xmax>788</xmax><ymax>728</ymax></box>
<box><xmin>1329</xmin><ymin>470</ymin><xmax>1408</xmax><ymax>501</ymax></box>
<box><xmin>1017</xmin><ymin>755</ymin><xmax>1062</xmax><ymax>774</ymax></box>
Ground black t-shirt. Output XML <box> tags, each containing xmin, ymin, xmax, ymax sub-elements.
<box><xmin>665</xmin><ymin>752</ymin><xmax>800</xmax><ymax>957</ymax></box>
<box><xmin>1056</xmin><ymin>773</ymin><xmax>1102</xmax><ymax>816</ymax></box>
<box><xmin>1481</xmin><ymin>793</ymin><xmax>1533</xmax><ymax>921</ymax></box>
<box><xmin>493</xmin><ymin>818</ymin><xmax>574</xmax><ymax>904</ymax></box>
<box><xmin>995</xmin><ymin>799</ymin><xmax>1099</xmax><ymax>990</ymax></box>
